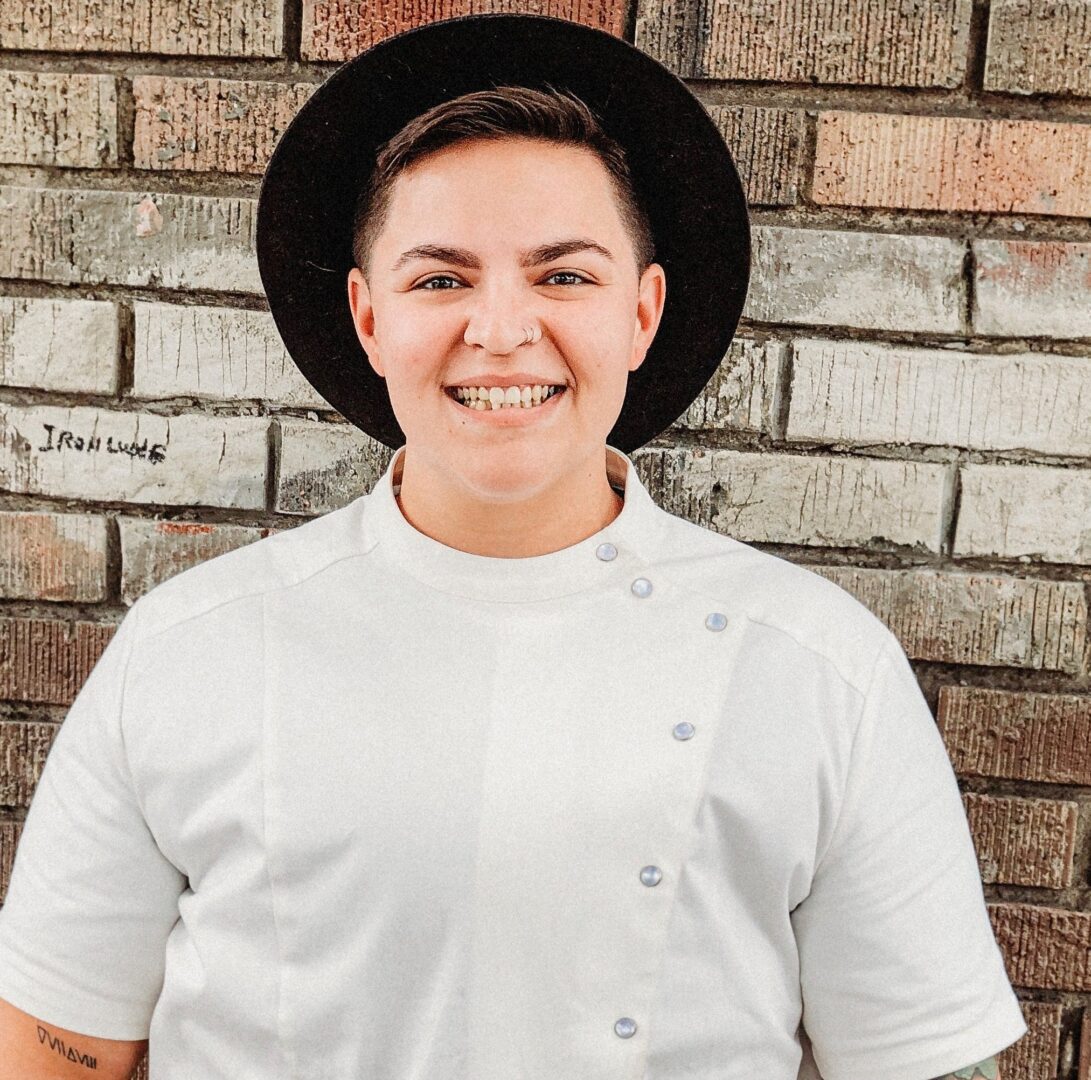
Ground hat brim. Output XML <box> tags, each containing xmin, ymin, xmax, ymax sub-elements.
<box><xmin>256</xmin><ymin>12</ymin><xmax>751</xmax><ymax>455</ymax></box>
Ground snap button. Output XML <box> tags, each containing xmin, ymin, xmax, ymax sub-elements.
<box><xmin>672</xmin><ymin>721</ymin><xmax>695</xmax><ymax>741</ymax></box>
<box><xmin>614</xmin><ymin>1017</ymin><xmax>637</xmax><ymax>1038</ymax></box>
<box><xmin>705</xmin><ymin>612</ymin><xmax>727</xmax><ymax>631</ymax></box>
<box><xmin>595</xmin><ymin>542</ymin><xmax>618</xmax><ymax>561</ymax></box>
<box><xmin>640</xmin><ymin>865</ymin><xmax>663</xmax><ymax>887</ymax></box>
<box><xmin>631</xmin><ymin>577</ymin><xmax>652</xmax><ymax>598</ymax></box>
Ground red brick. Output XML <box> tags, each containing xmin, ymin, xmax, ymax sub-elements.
<box><xmin>0</xmin><ymin>721</ymin><xmax>59</xmax><ymax>809</ymax></box>
<box><xmin>1003</xmin><ymin>1000</ymin><xmax>1063</xmax><ymax>1080</ymax></box>
<box><xmin>707</xmin><ymin>105</ymin><xmax>804</xmax><ymax>208</ymax></box>
<box><xmin>963</xmin><ymin>792</ymin><xmax>1077</xmax><ymax>889</ymax></box>
<box><xmin>938</xmin><ymin>686</ymin><xmax>1091</xmax><ymax>786</ymax></box>
<box><xmin>814</xmin><ymin>110</ymin><xmax>1091</xmax><ymax>217</ymax></box>
<box><xmin>0</xmin><ymin>818</ymin><xmax>23</xmax><ymax>905</ymax></box>
<box><xmin>985</xmin><ymin>0</ymin><xmax>1091</xmax><ymax>99</ymax></box>
<box><xmin>990</xmin><ymin>901</ymin><xmax>1091</xmax><ymax>991</ymax></box>
<box><xmin>0</xmin><ymin>510</ymin><xmax>108</xmax><ymax>603</ymax></box>
<box><xmin>0</xmin><ymin>616</ymin><xmax>117</xmax><ymax>706</ymax></box>
<box><xmin>303</xmin><ymin>0</ymin><xmax>627</xmax><ymax>63</ymax></box>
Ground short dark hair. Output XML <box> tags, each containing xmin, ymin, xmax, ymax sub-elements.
<box><xmin>351</xmin><ymin>84</ymin><xmax>656</xmax><ymax>281</ymax></box>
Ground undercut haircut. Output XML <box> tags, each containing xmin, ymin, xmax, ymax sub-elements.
<box><xmin>351</xmin><ymin>83</ymin><xmax>656</xmax><ymax>281</ymax></box>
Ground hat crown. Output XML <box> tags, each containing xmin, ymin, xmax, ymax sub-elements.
<box><xmin>256</xmin><ymin>13</ymin><xmax>751</xmax><ymax>454</ymax></box>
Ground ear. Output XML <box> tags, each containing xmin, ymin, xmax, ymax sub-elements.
<box><xmin>347</xmin><ymin>267</ymin><xmax>385</xmax><ymax>379</ymax></box>
<box><xmin>629</xmin><ymin>262</ymin><xmax>667</xmax><ymax>374</ymax></box>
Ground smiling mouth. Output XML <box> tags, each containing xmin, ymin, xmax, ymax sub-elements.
<box><xmin>445</xmin><ymin>386</ymin><xmax>566</xmax><ymax>410</ymax></box>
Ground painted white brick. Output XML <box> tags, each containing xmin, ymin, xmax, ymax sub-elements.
<box><xmin>671</xmin><ymin>336</ymin><xmax>786</xmax><ymax>435</ymax></box>
<box><xmin>0</xmin><ymin>70</ymin><xmax>117</xmax><ymax>167</ymax></box>
<box><xmin>274</xmin><ymin>417</ymin><xmax>389</xmax><ymax>516</ymax></box>
<box><xmin>119</xmin><ymin>515</ymin><xmax>279</xmax><ymax>602</ymax></box>
<box><xmin>788</xmin><ymin>338</ymin><xmax>1091</xmax><ymax>456</ymax></box>
<box><xmin>0</xmin><ymin>402</ymin><xmax>268</xmax><ymax>508</ymax></box>
<box><xmin>746</xmin><ymin>225</ymin><xmax>965</xmax><ymax>333</ymax></box>
<box><xmin>956</xmin><ymin>463</ymin><xmax>1091</xmax><ymax>564</ymax></box>
<box><xmin>4</xmin><ymin>0</ymin><xmax>284</xmax><ymax>56</ymax></box>
<box><xmin>133</xmin><ymin>300</ymin><xmax>326</xmax><ymax>406</ymax></box>
<box><xmin>0</xmin><ymin>186</ymin><xmax>259</xmax><ymax>293</ymax></box>
<box><xmin>0</xmin><ymin>296</ymin><xmax>119</xmax><ymax>393</ymax></box>
<box><xmin>974</xmin><ymin>239</ymin><xmax>1091</xmax><ymax>339</ymax></box>
<box><xmin>635</xmin><ymin>0</ymin><xmax>971</xmax><ymax>88</ymax></box>
<box><xmin>644</xmin><ymin>445</ymin><xmax>949</xmax><ymax>550</ymax></box>
<box><xmin>810</xmin><ymin>563</ymin><xmax>1088</xmax><ymax>671</ymax></box>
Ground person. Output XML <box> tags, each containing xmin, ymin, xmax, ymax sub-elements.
<box><xmin>0</xmin><ymin>13</ymin><xmax>1026</xmax><ymax>1080</ymax></box>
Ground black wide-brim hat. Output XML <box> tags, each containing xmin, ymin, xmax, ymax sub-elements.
<box><xmin>256</xmin><ymin>12</ymin><xmax>751</xmax><ymax>455</ymax></box>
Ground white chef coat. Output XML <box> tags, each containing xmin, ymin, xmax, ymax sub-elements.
<box><xmin>0</xmin><ymin>442</ymin><xmax>1027</xmax><ymax>1080</ymax></box>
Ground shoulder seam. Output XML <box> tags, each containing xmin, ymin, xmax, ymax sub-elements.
<box><xmin>135</xmin><ymin>537</ymin><xmax>380</xmax><ymax>647</ymax></box>
<box><xmin>660</xmin><ymin>568</ymin><xmax>887</xmax><ymax>697</ymax></box>
<box><xmin>116</xmin><ymin>596</ymin><xmax>146</xmax><ymax>798</ymax></box>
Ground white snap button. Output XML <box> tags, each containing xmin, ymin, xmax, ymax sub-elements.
<box><xmin>705</xmin><ymin>612</ymin><xmax>727</xmax><ymax>631</ymax></box>
<box><xmin>672</xmin><ymin>721</ymin><xmax>695</xmax><ymax>741</ymax></box>
<box><xmin>631</xmin><ymin>577</ymin><xmax>652</xmax><ymax>598</ymax></box>
<box><xmin>614</xmin><ymin>1017</ymin><xmax>637</xmax><ymax>1038</ymax></box>
<box><xmin>640</xmin><ymin>865</ymin><xmax>663</xmax><ymax>887</ymax></box>
<box><xmin>595</xmin><ymin>542</ymin><xmax>618</xmax><ymax>561</ymax></box>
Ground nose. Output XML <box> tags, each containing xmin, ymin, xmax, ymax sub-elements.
<box><xmin>462</xmin><ymin>279</ymin><xmax>539</xmax><ymax>354</ymax></box>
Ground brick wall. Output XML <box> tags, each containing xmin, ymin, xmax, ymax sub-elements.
<box><xmin>1</xmin><ymin>2</ymin><xmax>1089</xmax><ymax>1078</ymax></box>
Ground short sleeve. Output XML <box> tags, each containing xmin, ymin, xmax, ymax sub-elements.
<box><xmin>790</xmin><ymin>633</ymin><xmax>1028</xmax><ymax>1080</ymax></box>
<box><xmin>0</xmin><ymin>597</ymin><xmax>186</xmax><ymax>1040</ymax></box>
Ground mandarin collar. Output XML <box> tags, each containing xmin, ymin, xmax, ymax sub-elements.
<box><xmin>363</xmin><ymin>444</ymin><xmax>666</xmax><ymax>603</ymax></box>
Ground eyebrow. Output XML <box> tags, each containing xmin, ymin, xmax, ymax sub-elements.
<box><xmin>389</xmin><ymin>238</ymin><xmax>615</xmax><ymax>274</ymax></box>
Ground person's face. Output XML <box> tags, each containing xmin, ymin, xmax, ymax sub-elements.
<box><xmin>346</xmin><ymin>135</ymin><xmax>666</xmax><ymax>504</ymax></box>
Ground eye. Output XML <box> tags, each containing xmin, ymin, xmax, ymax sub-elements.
<box><xmin>414</xmin><ymin>270</ymin><xmax>592</xmax><ymax>290</ymax></box>
<box><xmin>543</xmin><ymin>271</ymin><xmax>590</xmax><ymax>286</ymax></box>
<box><xmin>415</xmin><ymin>274</ymin><xmax>464</xmax><ymax>290</ymax></box>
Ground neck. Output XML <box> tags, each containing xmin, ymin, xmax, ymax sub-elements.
<box><xmin>392</xmin><ymin>449</ymin><xmax>625</xmax><ymax>559</ymax></box>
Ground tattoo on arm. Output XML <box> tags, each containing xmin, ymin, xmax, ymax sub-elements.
<box><xmin>36</xmin><ymin>1023</ymin><xmax>99</xmax><ymax>1069</ymax></box>
<box><xmin>930</xmin><ymin>1057</ymin><xmax>999</xmax><ymax>1080</ymax></box>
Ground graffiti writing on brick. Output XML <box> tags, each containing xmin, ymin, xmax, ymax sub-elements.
<box><xmin>38</xmin><ymin>423</ymin><xmax>167</xmax><ymax>464</ymax></box>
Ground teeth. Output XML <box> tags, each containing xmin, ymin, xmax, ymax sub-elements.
<box><xmin>451</xmin><ymin>384</ymin><xmax>563</xmax><ymax>410</ymax></box>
